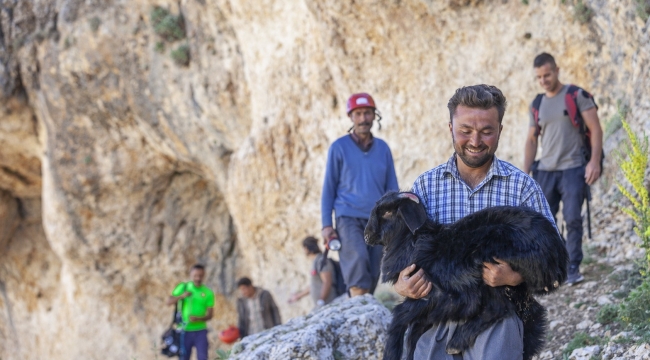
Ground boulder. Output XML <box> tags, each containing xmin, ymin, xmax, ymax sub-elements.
<box><xmin>230</xmin><ymin>295</ymin><xmax>391</xmax><ymax>360</ymax></box>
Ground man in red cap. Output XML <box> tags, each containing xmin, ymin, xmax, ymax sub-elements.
<box><xmin>321</xmin><ymin>93</ymin><xmax>399</xmax><ymax>297</ymax></box>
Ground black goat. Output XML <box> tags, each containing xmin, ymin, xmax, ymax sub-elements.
<box><xmin>364</xmin><ymin>191</ymin><xmax>568</xmax><ymax>360</ymax></box>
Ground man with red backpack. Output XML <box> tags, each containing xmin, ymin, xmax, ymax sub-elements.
<box><xmin>523</xmin><ymin>52</ymin><xmax>604</xmax><ymax>286</ymax></box>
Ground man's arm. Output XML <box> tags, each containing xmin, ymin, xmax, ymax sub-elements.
<box><xmin>268</xmin><ymin>293</ymin><xmax>282</xmax><ymax>326</ymax></box>
<box><xmin>321</xmin><ymin>145</ymin><xmax>340</xmax><ymax>230</ymax></box>
<box><xmin>581</xmin><ymin>107</ymin><xmax>603</xmax><ymax>185</ymax></box>
<box><xmin>189</xmin><ymin>308</ymin><xmax>213</xmax><ymax>322</ymax></box>
<box><xmin>236</xmin><ymin>300</ymin><xmax>248</xmax><ymax>338</ymax></box>
<box><xmin>523</xmin><ymin>126</ymin><xmax>539</xmax><ymax>175</ymax></box>
<box><xmin>166</xmin><ymin>291</ymin><xmax>191</xmax><ymax>306</ymax></box>
<box><xmin>288</xmin><ymin>288</ymin><xmax>310</xmax><ymax>304</ymax></box>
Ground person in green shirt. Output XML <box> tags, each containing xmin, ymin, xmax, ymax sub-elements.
<box><xmin>167</xmin><ymin>264</ymin><xmax>215</xmax><ymax>360</ymax></box>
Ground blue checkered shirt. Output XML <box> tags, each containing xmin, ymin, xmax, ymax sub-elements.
<box><xmin>412</xmin><ymin>154</ymin><xmax>556</xmax><ymax>227</ymax></box>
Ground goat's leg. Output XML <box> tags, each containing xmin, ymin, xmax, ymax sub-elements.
<box><xmin>383</xmin><ymin>303</ymin><xmax>417</xmax><ymax>360</ymax></box>
<box><xmin>405</xmin><ymin>320</ymin><xmax>432</xmax><ymax>360</ymax></box>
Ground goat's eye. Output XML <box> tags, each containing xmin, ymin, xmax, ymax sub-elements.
<box><xmin>382</xmin><ymin>211</ymin><xmax>393</xmax><ymax>219</ymax></box>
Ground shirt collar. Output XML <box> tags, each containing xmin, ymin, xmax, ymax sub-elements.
<box><xmin>441</xmin><ymin>154</ymin><xmax>513</xmax><ymax>183</ymax></box>
<box><xmin>349</xmin><ymin>132</ymin><xmax>374</xmax><ymax>151</ymax></box>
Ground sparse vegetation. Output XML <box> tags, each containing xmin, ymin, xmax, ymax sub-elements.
<box><xmin>616</xmin><ymin>118</ymin><xmax>650</xmax><ymax>339</ymax></box>
<box><xmin>89</xmin><ymin>17</ymin><xmax>101</xmax><ymax>33</ymax></box>
<box><xmin>155</xmin><ymin>41</ymin><xmax>165</xmax><ymax>53</ymax></box>
<box><xmin>171</xmin><ymin>44</ymin><xmax>191</xmax><ymax>66</ymax></box>
<box><xmin>150</xmin><ymin>6</ymin><xmax>186</xmax><ymax>42</ymax></box>
<box><xmin>563</xmin><ymin>332</ymin><xmax>601</xmax><ymax>358</ymax></box>
<box><xmin>215</xmin><ymin>349</ymin><xmax>231</xmax><ymax>360</ymax></box>
<box><xmin>635</xmin><ymin>0</ymin><xmax>650</xmax><ymax>22</ymax></box>
<box><xmin>617</xmin><ymin>120</ymin><xmax>650</xmax><ymax>274</ymax></box>
<box><xmin>574</xmin><ymin>0</ymin><xmax>594</xmax><ymax>24</ymax></box>
<box><xmin>596</xmin><ymin>304</ymin><xmax>619</xmax><ymax>325</ymax></box>
<box><xmin>604</xmin><ymin>103</ymin><xmax>628</xmax><ymax>140</ymax></box>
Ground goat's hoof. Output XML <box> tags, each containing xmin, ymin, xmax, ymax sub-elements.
<box><xmin>446</xmin><ymin>348</ymin><xmax>462</xmax><ymax>355</ymax></box>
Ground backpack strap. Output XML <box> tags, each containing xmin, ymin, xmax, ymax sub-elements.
<box><xmin>565</xmin><ymin>84</ymin><xmax>582</xmax><ymax>128</ymax></box>
<box><xmin>531</xmin><ymin>93</ymin><xmax>544</xmax><ymax>136</ymax></box>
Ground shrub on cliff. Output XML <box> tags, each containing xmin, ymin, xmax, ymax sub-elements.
<box><xmin>150</xmin><ymin>6</ymin><xmax>186</xmax><ymax>42</ymax></box>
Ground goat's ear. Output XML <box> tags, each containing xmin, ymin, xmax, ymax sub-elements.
<box><xmin>397</xmin><ymin>200</ymin><xmax>428</xmax><ymax>234</ymax></box>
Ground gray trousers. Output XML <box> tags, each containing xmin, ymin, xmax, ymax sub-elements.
<box><xmin>335</xmin><ymin>216</ymin><xmax>383</xmax><ymax>293</ymax></box>
<box><xmin>414</xmin><ymin>314</ymin><xmax>524</xmax><ymax>360</ymax></box>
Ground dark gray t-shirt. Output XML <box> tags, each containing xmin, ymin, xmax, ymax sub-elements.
<box><xmin>528</xmin><ymin>85</ymin><xmax>596</xmax><ymax>171</ymax></box>
<box><xmin>310</xmin><ymin>254</ymin><xmax>338</xmax><ymax>306</ymax></box>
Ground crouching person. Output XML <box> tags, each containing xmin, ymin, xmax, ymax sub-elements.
<box><xmin>288</xmin><ymin>236</ymin><xmax>338</xmax><ymax>309</ymax></box>
<box><xmin>236</xmin><ymin>277</ymin><xmax>282</xmax><ymax>338</ymax></box>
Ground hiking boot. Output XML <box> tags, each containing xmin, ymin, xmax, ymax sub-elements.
<box><xmin>566</xmin><ymin>271</ymin><xmax>584</xmax><ymax>286</ymax></box>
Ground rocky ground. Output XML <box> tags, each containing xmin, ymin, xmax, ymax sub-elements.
<box><xmin>538</xmin><ymin>204</ymin><xmax>650</xmax><ymax>360</ymax></box>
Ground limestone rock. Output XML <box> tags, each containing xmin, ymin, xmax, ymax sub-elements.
<box><xmin>570</xmin><ymin>345</ymin><xmax>601</xmax><ymax>360</ymax></box>
<box><xmin>230</xmin><ymin>295</ymin><xmax>391</xmax><ymax>360</ymax></box>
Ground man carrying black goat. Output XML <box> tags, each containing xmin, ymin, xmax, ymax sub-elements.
<box><xmin>393</xmin><ymin>84</ymin><xmax>562</xmax><ymax>359</ymax></box>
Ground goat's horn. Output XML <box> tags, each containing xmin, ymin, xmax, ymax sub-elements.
<box><xmin>398</xmin><ymin>193</ymin><xmax>420</xmax><ymax>203</ymax></box>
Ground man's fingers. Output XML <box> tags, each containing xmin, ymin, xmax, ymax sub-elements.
<box><xmin>399</xmin><ymin>264</ymin><xmax>416</xmax><ymax>279</ymax></box>
<box><xmin>417</xmin><ymin>282</ymin><xmax>433</xmax><ymax>298</ymax></box>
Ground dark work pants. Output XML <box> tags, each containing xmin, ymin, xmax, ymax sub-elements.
<box><xmin>182</xmin><ymin>329</ymin><xmax>208</xmax><ymax>360</ymax></box>
<box><xmin>534</xmin><ymin>166</ymin><xmax>586</xmax><ymax>271</ymax></box>
<box><xmin>336</xmin><ymin>216</ymin><xmax>383</xmax><ymax>293</ymax></box>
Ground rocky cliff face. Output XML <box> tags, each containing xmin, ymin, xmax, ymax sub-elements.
<box><xmin>0</xmin><ymin>0</ymin><xmax>648</xmax><ymax>359</ymax></box>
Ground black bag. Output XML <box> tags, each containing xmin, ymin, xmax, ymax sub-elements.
<box><xmin>329</xmin><ymin>258</ymin><xmax>347</xmax><ymax>296</ymax></box>
<box><xmin>161</xmin><ymin>283</ymin><xmax>187</xmax><ymax>357</ymax></box>
<box><xmin>318</xmin><ymin>254</ymin><xmax>347</xmax><ymax>297</ymax></box>
<box><xmin>161</xmin><ymin>326</ymin><xmax>183</xmax><ymax>357</ymax></box>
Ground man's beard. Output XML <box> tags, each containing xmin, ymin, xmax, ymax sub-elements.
<box><xmin>453</xmin><ymin>139</ymin><xmax>495</xmax><ymax>168</ymax></box>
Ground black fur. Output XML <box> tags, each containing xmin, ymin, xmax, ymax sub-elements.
<box><xmin>364</xmin><ymin>191</ymin><xmax>568</xmax><ymax>360</ymax></box>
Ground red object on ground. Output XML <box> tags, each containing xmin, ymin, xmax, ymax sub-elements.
<box><xmin>218</xmin><ymin>326</ymin><xmax>240</xmax><ymax>344</ymax></box>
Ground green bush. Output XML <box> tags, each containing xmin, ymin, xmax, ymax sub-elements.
<box><xmin>619</xmin><ymin>280</ymin><xmax>650</xmax><ymax>329</ymax></box>
<box><xmin>171</xmin><ymin>44</ymin><xmax>191</xmax><ymax>66</ymax></box>
<box><xmin>596</xmin><ymin>304</ymin><xmax>619</xmax><ymax>325</ymax></box>
<box><xmin>150</xmin><ymin>6</ymin><xmax>186</xmax><ymax>42</ymax></box>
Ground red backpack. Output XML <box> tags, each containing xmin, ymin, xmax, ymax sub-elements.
<box><xmin>531</xmin><ymin>84</ymin><xmax>604</xmax><ymax>167</ymax></box>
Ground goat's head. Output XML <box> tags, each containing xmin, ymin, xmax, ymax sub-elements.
<box><xmin>364</xmin><ymin>191</ymin><xmax>429</xmax><ymax>246</ymax></box>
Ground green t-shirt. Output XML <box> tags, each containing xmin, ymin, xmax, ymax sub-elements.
<box><xmin>171</xmin><ymin>282</ymin><xmax>215</xmax><ymax>332</ymax></box>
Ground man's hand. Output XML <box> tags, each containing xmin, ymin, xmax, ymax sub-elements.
<box><xmin>288</xmin><ymin>293</ymin><xmax>302</xmax><ymax>304</ymax></box>
<box><xmin>584</xmin><ymin>160</ymin><xmax>601</xmax><ymax>185</ymax></box>
<box><xmin>321</xmin><ymin>226</ymin><xmax>337</xmax><ymax>243</ymax></box>
<box><xmin>394</xmin><ymin>264</ymin><xmax>432</xmax><ymax>299</ymax></box>
<box><xmin>483</xmin><ymin>258</ymin><xmax>523</xmax><ymax>287</ymax></box>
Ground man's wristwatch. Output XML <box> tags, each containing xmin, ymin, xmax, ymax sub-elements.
<box><xmin>316</xmin><ymin>299</ymin><xmax>325</xmax><ymax>307</ymax></box>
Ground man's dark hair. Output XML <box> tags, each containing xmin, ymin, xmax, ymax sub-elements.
<box><xmin>447</xmin><ymin>84</ymin><xmax>508</xmax><ymax>124</ymax></box>
<box><xmin>533</xmin><ymin>52</ymin><xmax>557</xmax><ymax>69</ymax></box>
<box><xmin>191</xmin><ymin>264</ymin><xmax>205</xmax><ymax>271</ymax></box>
<box><xmin>302</xmin><ymin>236</ymin><xmax>321</xmax><ymax>255</ymax></box>
<box><xmin>236</xmin><ymin>277</ymin><xmax>252</xmax><ymax>287</ymax></box>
